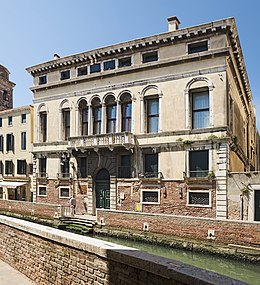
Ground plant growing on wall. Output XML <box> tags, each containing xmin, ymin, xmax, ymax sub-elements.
<box><xmin>240</xmin><ymin>184</ymin><xmax>253</xmax><ymax>199</ymax></box>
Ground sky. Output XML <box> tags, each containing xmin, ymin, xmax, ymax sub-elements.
<box><xmin>1</xmin><ymin>0</ymin><xmax>260</xmax><ymax>126</ymax></box>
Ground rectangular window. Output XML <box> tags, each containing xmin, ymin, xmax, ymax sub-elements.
<box><xmin>121</xmin><ymin>101</ymin><xmax>132</xmax><ymax>132</ymax></box>
<box><xmin>77</xmin><ymin>66</ymin><xmax>88</xmax><ymax>76</ymax></box>
<box><xmin>5</xmin><ymin>160</ymin><xmax>13</xmax><ymax>175</ymax></box>
<box><xmin>192</xmin><ymin>90</ymin><xmax>209</xmax><ymax>129</ymax></box>
<box><xmin>60</xmin><ymin>158</ymin><xmax>70</xmax><ymax>178</ymax></box>
<box><xmin>146</xmin><ymin>98</ymin><xmax>159</xmax><ymax>133</ymax></box>
<box><xmin>60</xmin><ymin>70</ymin><xmax>70</xmax><ymax>80</ymax></box>
<box><xmin>39</xmin><ymin>75</ymin><xmax>47</xmax><ymax>85</ymax></box>
<box><xmin>78</xmin><ymin>157</ymin><xmax>87</xmax><ymax>178</ymax></box>
<box><xmin>118</xmin><ymin>155</ymin><xmax>131</xmax><ymax>178</ymax></box>
<box><xmin>38</xmin><ymin>186</ymin><xmax>47</xmax><ymax>196</ymax></box>
<box><xmin>63</xmin><ymin>109</ymin><xmax>70</xmax><ymax>139</ymax></box>
<box><xmin>39</xmin><ymin>157</ymin><xmax>47</xmax><ymax>178</ymax></box>
<box><xmin>17</xmin><ymin>160</ymin><xmax>27</xmax><ymax>175</ymax></box>
<box><xmin>144</xmin><ymin>153</ymin><xmax>158</xmax><ymax>177</ymax></box>
<box><xmin>189</xmin><ymin>150</ymin><xmax>209</xmax><ymax>177</ymax></box>
<box><xmin>21</xmin><ymin>114</ymin><xmax>26</xmax><ymax>124</ymax></box>
<box><xmin>0</xmin><ymin>135</ymin><xmax>3</xmax><ymax>152</ymax></box>
<box><xmin>40</xmin><ymin>112</ymin><xmax>47</xmax><ymax>142</ymax></box>
<box><xmin>118</xmin><ymin>57</ymin><xmax>131</xmax><ymax>68</ymax></box>
<box><xmin>81</xmin><ymin>108</ymin><xmax>88</xmax><ymax>135</ymax></box>
<box><xmin>229</xmin><ymin>97</ymin><xmax>234</xmax><ymax>132</ymax></box>
<box><xmin>8</xmin><ymin>116</ymin><xmax>12</xmax><ymax>126</ymax></box>
<box><xmin>142</xmin><ymin>51</ymin><xmax>158</xmax><ymax>63</ymax></box>
<box><xmin>104</xmin><ymin>60</ymin><xmax>115</xmax><ymax>71</ymax></box>
<box><xmin>93</xmin><ymin>106</ymin><xmax>102</xmax><ymax>134</ymax></box>
<box><xmin>0</xmin><ymin>117</ymin><xmax>2</xmax><ymax>127</ymax></box>
<box><xmin>187</xmin><ymin>191</ymin><xmax>211</xmax><ymax>207</ymax></box>
<box><xmin>21</xmin><ymin>132</ymin><xmax>26</xmax><ymax>150</ymax></box>
<box><xmin>106</xmin><ymin>104</ymin><xmax>117</xmax><ymax>133</ymax></box>
<box><xmin>6</xmin><ymin>133</ymin><xmax>14</xmax><ymax>152</ymax></box>
<box><xmin>90</xmin><ymin>63</ymin><xmax>101</xmax><ymax>74</ymax></box>
<box><xmin>0</xmin><ymin>160</ymin><xmax>3</xmax><ymax>175</ymax></box>
<box><xmin>188</xmin><ymin>41</ymin><xmax>208</xmax><ymax>54</ymax></box>
<box><xmin>60</xmin><ymin>187</ymin><xmax>70</xmax><ymax>198</ymax></box>
<box><xmin>141</xmin><ymin>190</ymin><xmax>160</xmax><ymax>204</ymax></box>
<box><xmin>28</xmin><ymin>163</ymin><xmax>33</xmax><ymax>175</ymax></box>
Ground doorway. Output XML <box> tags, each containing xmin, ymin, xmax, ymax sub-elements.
<box><xmin>95</xmin><ymin>169</ymin><xmax>110</xmax><ymax>209</ymax></box>
<box><xmin>255</xmin><ymin>190</ymin><xmax>260</xmax><ymax>221</ymax></box>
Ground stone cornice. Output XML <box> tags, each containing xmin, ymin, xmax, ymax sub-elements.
<box><xmin>30</xmin><ymin>48</ymin><xmax>228</xmax><ymax>93</ymax></box>
<box><xmin>26</xmin><ymin>18</ymin><xmax>232</xmax><ymax>74</ymax></box>
<box><xmin>27</xmin><ymin>17</ymin><xmax>252</xmax><ymax>109</ymax></box>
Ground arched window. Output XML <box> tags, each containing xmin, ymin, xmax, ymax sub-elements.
<box><xmin>185</xmin><ymin>77</ymin><xmax>213</xmax><ymax>129</ymax></box>
<box><xmin>92</xmin><ymin>97</ymin><xmax>102</xmax><ymax>135</ymax></box>
<box><xmin>60</xmin><ymin>100</ymin><xmax>70</xmax><ymax>140</ymax></box>
<box><xmin>38</xmin><ymin>104</ymin><xmax>47</xmax><ymax>142</ymax></box>
<box><xmin>120</xmin><ymin>93</ymin><xmax>132</xmax><ymax>132</ymax></box>
<box><xmin>78</xmin><ymin>99</ymin><xmax>88</xmax><ymax>136</ymax></box>
<box><xmin>105</xmin><ymin>95</ymin><xmax>116</xmax><ymax>133</ymax></box>
<box><xmin>146</xmin><ymin>97</ymin><xmax>159</xmax><ymax>133</ymax></box>
<box><xmin>141</xmin><ymin>85</ymin><xmax>161</xmax><ymax>134</ymax></box>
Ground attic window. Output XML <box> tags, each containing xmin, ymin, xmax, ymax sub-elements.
<box><xmin>90</xmin><ymin>63</ymin><xmax>101</xmax><ymax>74</ymax></box>
<box><xmin>188</xmin><ymin>41</ymin><xmax>208</xmax><ymax>54</ymax></box>
<box><xmin>39</xmin><ymin>75</ymin><xmax>47</xmax><ymax>85</ymax></box>
<box><xmin>118</xmin><ymin>57</ymin><xmax>131</xmax><ymax>68</ymax></box>
<box><xmin>142</xmin><ymin>51</ymin><xmax>158</xmax><ymax>63</ymax></box>
<box><xmin>60</xmin><ymin>70</ymin><xmax>70</xmax><ymax>80</ymax></box>
<box><xmin>104</xmin><ymin>60</ymin><xmax>115</xmax><ymax>70</ymax></box>
<box><xmin>77</xmin><ymin>66</ymin><xmax>88</xmax><ymax>76</ymax></box>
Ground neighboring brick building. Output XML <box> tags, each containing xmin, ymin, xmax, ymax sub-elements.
<box><xmin>26</xmin><ymin>17</ymin><xmax>259</xmax><ymax>221</ymax></box>
<box><xmin>0</xmin><ymin>64</ymin><xmax>14</xmax><ymax>110</ymax></box>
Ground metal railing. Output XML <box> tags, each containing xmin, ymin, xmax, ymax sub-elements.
<box><xmin>57</xmin><ymin>172</ymin><xmax>72</xmax><ymax>179</ymax></box>
<box><xmin>37</xmin><ymin>172</ymin><xmax>48</xmax><ymax>178</ymax></box>
<box><xmin>139</xmin><ymin>172</ymin><xmax>163</xmax><ymax>179</ymax></box>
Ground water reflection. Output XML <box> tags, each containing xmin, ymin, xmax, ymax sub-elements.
<box><xmin>95</xmin><ymin>235</ymin><xmax>260</xmax><ymax>285</ymax></box>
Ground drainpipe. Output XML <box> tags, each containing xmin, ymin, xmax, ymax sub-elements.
<box><xmin>240</xmin><ymin>194</ymin><xmax>244</xmax><ymax>220</ymax></box>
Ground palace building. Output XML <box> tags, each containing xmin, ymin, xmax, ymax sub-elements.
<box><xmin>26</xmin><ymin>17</ymin><xmax>259</xmax><ymax>220</ymax></box>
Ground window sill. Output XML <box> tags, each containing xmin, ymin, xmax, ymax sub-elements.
<box><xmin>186</xmin><ymin>204</ymin><xmax>211</xmax><ymax>208</ymax></box>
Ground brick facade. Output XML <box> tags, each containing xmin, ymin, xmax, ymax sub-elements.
<box><xmin>97</xmin><ymin>209</ymin><xmax>260</xmax><ymax>247</ymax></box>
<box><xmin>0</xmin><ymin>65</ymin><xmax>14</xmax><ymax>110</ymax></box>
<box><xmin>0</xmin><ymin>200</ymin><xmax>61</xmax><ymax>219</ymax></box>
<box><xmin>0</xmin><ymin>215</ymin><xmax>246</xmax><ymax>285</ymax></box>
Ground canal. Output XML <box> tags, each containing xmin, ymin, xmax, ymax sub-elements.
<box><xmin>94</xmin><ymin>235</ymin><xmax>260</xmax><ymax>285</ymax></box>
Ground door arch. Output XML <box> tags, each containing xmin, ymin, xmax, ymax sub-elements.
<box><xmin>95</xmin><ymin>169</ymin><xmax>110</xmax><ymax>209</ymax></box>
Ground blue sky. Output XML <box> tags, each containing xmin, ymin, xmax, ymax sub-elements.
<box><xmin>1</xmin><ymin>0</ymin><xmax>260</xmax><ymax>126</ymax></box>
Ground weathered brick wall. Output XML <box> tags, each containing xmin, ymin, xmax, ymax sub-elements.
<box><xmin>0</xmin><ymin>216</ymin><xmax>246</xmax><ymax>285</ymax></box>
<box><xmin>117</xmin><ymin>180</ymin><xmax>216</xmax><ymax>218</ymax></box>
<box><xmin>0</xmin><ymin>200</ymin><xmax>61</xmax><ymax>219</ymax></box>
<box><xmin>97</xmin><ymin>210</ymin><xmax>260</xmax><ymax>247</ymax></box>
<box><xmin>36</xmin><ymin>179</ymin><xmax>88</xmax><ymax>215</ymax></box>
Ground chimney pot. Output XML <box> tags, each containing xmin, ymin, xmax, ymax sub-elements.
<box><xmin>167</xmin><ymin>16</ymin><xmax>180</xmax><ymax>32</ymax></box>
<box><xmin>54</xmin><ymin>53</ymin><xmax>60</xmax><ymax>60</ymax></box>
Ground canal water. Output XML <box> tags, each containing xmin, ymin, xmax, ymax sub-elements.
<box><xmin>94</xmin><ymin>235</ymin><xmax>260</xmax><ymax>285</ymax></box>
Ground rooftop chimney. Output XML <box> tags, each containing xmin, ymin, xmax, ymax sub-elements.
<box><xmin>167</xmin><ymin>16</ymin><xmax>180</xmax><ymax>32</ymax></box>
<box><xmin>54</xmin><ymin>53</ymin><xmax>60</xmax><ymax>60</ymax></box>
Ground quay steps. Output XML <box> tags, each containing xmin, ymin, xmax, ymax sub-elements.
<box><xmin>59</xmin><ymin>215</ymin><xmax>97</xmax><ymax>234</ymax></box>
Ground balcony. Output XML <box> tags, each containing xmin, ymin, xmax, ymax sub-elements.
<box><xmin>37</xmin><ymin>172</ymin><xmax>48</xmax><ymax>179</ymax></box>
<box><xmin>57</xmin><ymin>173</ymin><xmax>72</xmax><ymax>180</ymax></box>
<box><xmin>68</xmin><ymin>132</ymin><xmax>135</xmax><ymax>151</ymax></box>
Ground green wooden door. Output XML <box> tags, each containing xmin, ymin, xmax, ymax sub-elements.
<box><xmin>96</xmin><ymin>181</ymin><xmax>110</xmax><ymax>209</ymax></box>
